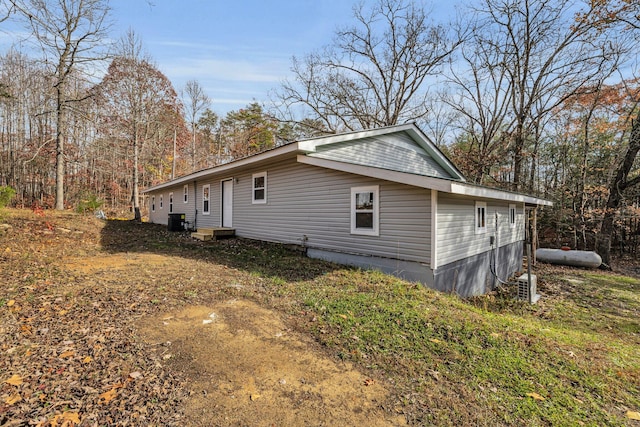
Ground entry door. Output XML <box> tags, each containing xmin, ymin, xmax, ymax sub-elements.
<box><xmin>221</xmin><ymin>179</ymin><xmax>233</xmax><ymax>227</ymax></box>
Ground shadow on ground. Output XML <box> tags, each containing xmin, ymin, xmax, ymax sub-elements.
<box><xmin>99</xmin><ymin>219</ymin><xmax>339</xmax><ymax>283</ymax></box>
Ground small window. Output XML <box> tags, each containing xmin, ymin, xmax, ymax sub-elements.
<box><xmin>475</xmin><ymin>201</ymin><xmax>487</xmax><ymax>234</ymax></box>
<box><xmin>169</xmin><ymin>192</ymin><xmax>173</xmax><ymax>213</ymax></box>
<box><xmin>183</xmin><ymin>184</ymin><xmax>188</xmax><ymax>203</ymax></box>
<box><xmin>252</xmin><ymin>172</ymin><xmax>267</xmax><ymax>204</ymax></box>
<box><xmin>509</xmin><ymin>204</ymin><xmax>516</xmax><ymax>228</ymax></box>
<box><xmin>202</xmin><ymin>184</ymin><xmax>210</xmax><ymax>215</ymax></box>
<box><xmin>351</xmin><ymin>185</ymin><xmax>379</xmax><ymax>236</ymax></box>
<box><xmin>151</xmin><ymin>196</ymin><xmax>155</xmax><ymax>212</ymax></box>
<box><xmin>159</xmin><ymin>195</ymin><xmax>163</xmax><ymax>209</ymax></box>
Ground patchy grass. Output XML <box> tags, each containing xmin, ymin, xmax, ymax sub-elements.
<box><xmin>1</xmin><ymin>209</ymin><xmax>638</xmax><ymax>426</ymax></box>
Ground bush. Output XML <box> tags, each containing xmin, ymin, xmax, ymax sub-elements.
<box><xmin>0</xmin><ymin>186</ymin><xmax>15</xmax><ymax>209</ymax></box>
<box><xmin>76</xmin><ymin>194</ymin><xmax>103</xmax><ymax>214</ymax></box>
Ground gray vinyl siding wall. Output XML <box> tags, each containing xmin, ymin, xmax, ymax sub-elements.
<box><xmin>436</xmin><ymin>194</ymin><xmax>525</xmax><ymax>267</ymax></box>
<box><xmin>148</xmin><ymin>182</ymin><xmax>197</xmax><ymax>227</ymax></box>
<box><xmin>308</xmin><ymin>133</ymin><xmax>453</xmax><ymax>179</ymax></box>
<box><xmin>229</xmin><ymin>159</ymin><xmax>432</xmax><ymax>264</ymax></box>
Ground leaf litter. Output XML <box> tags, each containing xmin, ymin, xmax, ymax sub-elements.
<box><xmin>0</xmin><ymin>210</ymin><xmax>402</xmax><ymax>426</ymax></box>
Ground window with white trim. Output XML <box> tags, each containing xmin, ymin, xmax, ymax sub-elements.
<box><xmin>509</xmin><ymin>204</ymin><xmax>516</xmax><ymax>228</ymax></box>
<box><xmin>169</xmin><ymin>192</ymin><xmax>173</xmax><ymax>213</ymax></box>
<box><xmin>159</xmin><ymin>195</ymin><xmax>163</xmax><ymax>209</ymax></box>
<box><xmin>351</xmin><ymin>185</ymin><xmax>379</xmax><ymax>236</ymax></box>
<box><xmin>202</xmin><ymin>184</ymin><xmax>210</xmax><ymax>215</ymax></box>
<box><xmin>475</xmin><ymin>201</ymin><xmax>487</xmax><ymax>234</ymax></box>
<box><xmin>252</xmin><ymin>172</ymin><xmax>267</xmax><ymax>204</ymax></box>
<box><xmin>151</xmin><ymin>196</ymin><xmax>155</xmax><ymax>212</ymax></box>
<box><xmin>183</xmin><ymin>184</ymin><xmax>188</xmax><ymax>203</ymax></box>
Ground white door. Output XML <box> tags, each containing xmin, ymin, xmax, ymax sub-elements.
<box><xmin>221</xmin><ymin>179</ymin><xmax>233</xmax><ymax>227</ymax></box>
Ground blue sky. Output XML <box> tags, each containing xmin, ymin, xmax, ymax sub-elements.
<box><xmin>109</xmin><ymin>0</ymin><xmax>360</xmax><ymax>116</ymax></box>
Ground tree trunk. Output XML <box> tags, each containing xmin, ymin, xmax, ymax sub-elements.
<box><xmin>132</xmin><ymin>130</ymin><xmax>141</xmax><ymax>221</ymax></box>
<box><xmin>55</xmin><ymin>84</ymin><xmax>65</xmax><ymax>210</ymax></box>
<box><xmin>597</xmin><ymin>109</ymin><xmax>640</xmax><ymax>268</ymax></box>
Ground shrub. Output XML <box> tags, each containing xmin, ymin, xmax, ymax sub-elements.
<box><xmin>0</xmin><ymin>186</ymin><xmax>16</xmax><ymax>209</ymax></box>
<box><xmin>76</xmin><ymin>193</ymin><xmax>103</xmax><ymax>214</ymax></box>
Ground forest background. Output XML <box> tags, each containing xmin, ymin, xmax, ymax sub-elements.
<box><xmin>0</xmin><ymin>0</ymin><xmax>639</xmax><ymax>266</ymax></box>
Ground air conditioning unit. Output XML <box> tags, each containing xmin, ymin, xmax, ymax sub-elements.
<box><xmin>517</xmin><ymin>273</ymin><xmax>540</xmax><ymax>304</ymax></box>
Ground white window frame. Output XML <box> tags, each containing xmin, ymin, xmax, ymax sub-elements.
<box><xmin>151</xmin><ymin>195</ymin><xmax>155</xmax><ymax>212</ymax></box>
<box><xmin>202</xmin><ymin>184</ymin><xmax>210</xmax><ymax>215</ymax></box>
<box><xmin>159</xmin><ymin>195</ymin><xmax>163</xmax><ymax>210</ymax></box>
<box><xmin>509</xmin><ymin>204</ymin><xmax>516</xmax><ymax>229</ymax></box>
<box><xmin>183</xmin><ymin>184</ymin><xmax>188</xmax><ymax>203</ymax></box>
<box><xmin>169</xmin><ymin>192</ymin><xmax>173</xmax><ymax>213</ymax></box>
<box><xmin>252</xmin><ymin>172</ymin><xmax>267</xmax><ymax>204</ymax></box>
<box><xmin>475</xmin><ymin>201</ymin><xmax>487</xmax><ymax>234</ymax></box>
<box><xmin>350</xmin><ymin>185</ymin><xmax>379</xmax><ymax>236</ymax></box>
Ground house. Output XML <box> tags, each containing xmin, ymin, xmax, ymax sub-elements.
<box><xmin>143</xmin><ymin>123</ymin><xmax>551</xmax><ymax>297</ymax></box>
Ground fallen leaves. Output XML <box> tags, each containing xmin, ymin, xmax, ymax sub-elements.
<box><xmin>627</xmin><ymin>411</ymin><xmax>640</xmax><ymax>420</ymax></box>
<box><xmin>5</xmin><ymin>392</ymin><xmax>22</xmax><ymax>405</ymax></box>
<box><xmin>4</xmin><ymin>374</ymin><xmax>23</xmax><ymax>386</ymax></box>
<box><xmin>526</xmin><ymin>392</ymin><xmax>546</xmax><ymax>401</ymax></box>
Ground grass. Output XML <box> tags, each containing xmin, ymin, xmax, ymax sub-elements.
<box><xmin>2</xmin><ymin>210</ymin><xmax>638</xmax><ymax>426</ymax></box>
<box><xmin>188</xmin><ymin>237</ymin><xmax>639</xmax><ymax>425</ymax></box>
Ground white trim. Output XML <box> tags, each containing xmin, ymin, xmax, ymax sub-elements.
<box><xmin>202</xmin><ymin>184</ymin><xmax>210</xmax><ymax>215</ymax></box>
<box><xmin>450</xmin><ymin>182</ymin><xmax>552</xmax><ymax>206</ymax></box>
<box><xmin>183</xmin><ymin>184</ymin><xmax>188</xmax><ymax>203</ymax></box>
<box><xmin>297</xmin><ymin>123</ymin><xmax>466</xmax><ymax>182</ymax></box>
<box><xmin>430</xmin><ymin>190</ymin><xmax>438</xmax><ymax>269</ymax></box>
<box><xmin>475</xmin><ymin>201</ymin><xmax>487</xmax><ymax>234</ymax></box>
<box><xmin>169</xmin><ymin>192</ymin><xmax>173</xmax><ymax>213</ymax></box>
<box><xmin>252</xmin><ymin>172</ymin><xmax>267</xmax><ymax>204</ymax></box>
<box><xmin>151</xmin><ymin>195</ymin><xmax>155</xmax><ymax>212</ymax></box>
<box><xmin>298</xmin><ymin>155</ymin><xmax>453</xmax><ymax>192</ymax></box>
<box><xmin>143</xmin><ymin>143</ymin><xmax>298</xmax><ymax>193</ymax></box>
<box><xmin>509</xmin><ymin>204</ymin><xmax>516</xmax><ymax>228</ymax></box>
<box><xmin>159</xmin><ymin>194</ymin><xmax>163</xmax><ymax>210</ymax></box>
<box><xmin>350</xmin><ymin>185</ymin><xmax>379</xmax><ymax>236</ymax></box>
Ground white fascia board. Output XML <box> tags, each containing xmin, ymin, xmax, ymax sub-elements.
<box><xmin>297</xmin><ymin>155</ymin><xmax>454</xmax><ymax>192</ymax></box>
<box><xmin>144</xmin><ymin>143</ymin><xmax>300</xmax><ymax>193</ymax></box>
<box><xmin>450</xmin><ymin>182</ymin><xmax>553</xmax><ymax>206</ymax></box>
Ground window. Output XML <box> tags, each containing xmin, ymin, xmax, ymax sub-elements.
<box><xmin>202</xmin><ymin>184</ymin><xmax>210</xmax><ymax>215</ymax></box>
<box><xmin>159</xmin><ymin>195</ymin><xmax>163</xmax><ymax>209</ymax></box>
<box><xmin>509</xmin><ymin>204</ymin><xmax>516</xmax><ymax>228</ymax></box>
<box><xmin>183</xmin><ymin>184</ymin><xmax>188</xmax><ymax>203</ymax></box>
<box><xmin>252</xmin><ymin>172</ymin><xmax>267</xmax><ymax>204</ymax></box>
<box><xmin>151</xmin><ymin>196</ymin><xmax>155</xmax><ymax>212</ymax></box>
<box><xmin>169</xmin><ymin>192</ymin><xmax>173</xmax><ymax>213</ymax></box>
<box><xmin>475</xmin><ymin>201</ymin><xmax>487</xmax><ymax>234</ymax></box>
<box><xmin>351</xmin><ymin>185</ymin><xmax>379</xmax><ymax>236</ymax></box>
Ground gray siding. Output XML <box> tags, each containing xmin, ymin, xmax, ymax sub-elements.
<box><xmin>434</xmin><ymin>240</ymin><xmax>523</xmax><ymax>297</ymax></box>
<box><xmin>231</xmin><ymin>159</ymin><xmax>432</xmax><ymax>263</ymax></box>
<box><xmin>436</xmin><ymin>194</ymin><xmax>525</xmax><ymax>267</ymax></box>
<box><xmin>309</xmin><ymin>133</ymin><xmax>453</xmax><ymax>179</ymax></box>
<box><xmin>148</xmin><ymin>182</ymin><xmax>197</xmax><ymax>228</ymax></box>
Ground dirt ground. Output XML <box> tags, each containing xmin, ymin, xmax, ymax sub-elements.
<box><xmin>68</xmin><ymin>253</ymin><xmax>402</xmax><ymax>426</ymax></box>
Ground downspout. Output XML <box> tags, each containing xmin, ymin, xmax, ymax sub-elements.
<box><xmin>193</xmin><ymin>180</ymin><xmax>198</xmax><ymax>230</ymax></box>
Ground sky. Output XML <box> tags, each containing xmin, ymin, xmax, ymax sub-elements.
<box><xmin>108</xmin><ymin>0</ymin><xmax>361</xmax><ymax>116</ymax></box>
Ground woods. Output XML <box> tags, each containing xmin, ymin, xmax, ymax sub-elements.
<box><xmin>0</xmin><ymin>0</ymin><xmax>639</xmax><ymax>264</ymax></box>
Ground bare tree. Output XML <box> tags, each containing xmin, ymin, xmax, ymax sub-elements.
<box><xmin>274</xmin><ymin>0</ymin><xmax>460</xmax><ymax>133</ymax></box>
<box><xmin>9</xmin><ymin>0</ymin><xmax>111</xmax><ymax>210</ymax></box>
<box><xmin>96</xmin><ymin>30</ymin><xmax>180</xmax><ymax>220</ymax></box>
<box><xmin>182</xmin><ymin>79</ymin><xmax>210</xmax><ymax>171</ymax></box>
<box><xmin>473</xmin><ymin>0</ymin><xmax>625</xmax><ymax>191</ymax></box>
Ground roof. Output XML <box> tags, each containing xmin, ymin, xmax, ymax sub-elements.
<box><xmin>144</xmin><ymin>123</ymin><xmax>551</xmax><ymax>207</ymax></box>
